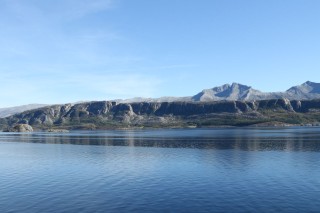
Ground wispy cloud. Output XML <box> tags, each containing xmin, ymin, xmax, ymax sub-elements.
<box><xmin>64</xmin><ymin>73</ymin><xmax>163</xmax><ymax>99</ymax></box>
<box><xmin>2</xmin><ymin>0</ymin><xmax>114</xmax><ymax>21</ymax></box>
<box><xmin>63</xmin><ymin>0</ymin><xmax>114</xmax><ymax>19</ymax></box>
<box><xmin>0</xmin><ymin>0</ymin><xmax>137</xmax><ymax>70</ymax></box>
<box><xmin>0</xmin><ymin>0</ymin><xmax>189</xmax><ymax>107</ymax></box>
<box><xmin>0</xmin><ymin>71</ymin><xmax>163</xmax><ymax>107</ymax></box>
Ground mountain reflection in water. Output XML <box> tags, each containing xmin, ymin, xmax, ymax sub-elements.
<box><xmin>1</xmin><ymin>127</ymin><xmax>320</xmax><ymax>151</ymax></box>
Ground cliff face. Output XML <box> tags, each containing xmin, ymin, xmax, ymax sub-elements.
<box><xmin>3</xmin><ymin>99</ymin><xmax>320</xmax><ymax>129</ymax></box>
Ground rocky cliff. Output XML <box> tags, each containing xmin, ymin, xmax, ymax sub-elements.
<box><xmin>1</xmin><ymin>98</ymin><xmax>320</xmax><ymax>130</ymax></box>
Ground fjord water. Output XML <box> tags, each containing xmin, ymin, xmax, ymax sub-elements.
<box><xmin>0</xmin><ymin>128</ymin><xmax>320</xmax><ymax>212</ymax></box>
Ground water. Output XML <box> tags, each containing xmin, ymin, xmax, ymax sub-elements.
<box><xmin>0</xmin><ymin>127</ymin><xmax>320</xmax><ymax>212</ymax></box>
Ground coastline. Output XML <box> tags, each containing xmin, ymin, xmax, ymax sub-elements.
<box><xmin>3</xmin><ymin>122</ymin><xmax>319</xmax><ymax>133</ymax></box>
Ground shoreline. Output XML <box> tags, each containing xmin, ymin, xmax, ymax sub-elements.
<box><xmin>2</xmin><ymin>123</ymin><xmax>320</xmax><ymax>133</ymax></box>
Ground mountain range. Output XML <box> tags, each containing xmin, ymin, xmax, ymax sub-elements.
<box><xmin>2</xmin><ymin>97</ymin><xmax>320</xmax><ymax>131</ymax></box>
<box><xmin>118</xmin><ymin>81</ymin><xmax>320</xmax><ymax>103</ymax></box>
<box><xmin>2</xmin><ymin>81</ymin><xmax>320</xmax><ymax>130</ymax></box>
<box><xmin>1</xmin><ymin>81</ymin><xmax>320</xmax><ymax>119</ymax></box>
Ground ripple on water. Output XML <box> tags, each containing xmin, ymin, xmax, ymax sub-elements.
<box><xmin>1</xmin><ymin>128</ymin><xmax>320</xmax><ymax>212</ymax></box>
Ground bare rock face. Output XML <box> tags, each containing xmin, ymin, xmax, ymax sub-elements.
<box><xmin>12</xmin><ymin>124</ymin><xmax>33</xmax><ymax>132</ymax></box>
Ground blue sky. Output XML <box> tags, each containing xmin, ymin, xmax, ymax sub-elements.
<box><xmin>0</xmin><ymin>0</ymin><xmax>320</xmax><ymax>107</ymax></box>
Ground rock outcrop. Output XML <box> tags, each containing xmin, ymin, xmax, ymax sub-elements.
<box><xmin>5</xmin><ymin>124</ymin><xmax>34</xmax><ymax>132</ymax></box>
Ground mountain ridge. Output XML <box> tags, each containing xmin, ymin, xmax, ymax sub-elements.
<box><xmin>191</xmin><ymin>81</ymin><xmax>320</xmax><ymax>101</ymax></box>
<box><xmin>1</xmin><ymin>81</ymin><xmax>320</xmax><ymax>119</ymax></box>
<box><xmin>115</xmin><ymin>81</ymin><xmax>320</xmax><ymax>103</ymax></box>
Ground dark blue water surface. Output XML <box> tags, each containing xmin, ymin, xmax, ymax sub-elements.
<box><xmin>0</xmin><ymin>127</ymin><xmax>320</xmax><ymax>212</ymax></box>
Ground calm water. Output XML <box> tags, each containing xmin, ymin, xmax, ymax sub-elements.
<box><xmin>0</xmin><ymin>127</ymin><xmax>320</xmax><ymax>212</ymax></box>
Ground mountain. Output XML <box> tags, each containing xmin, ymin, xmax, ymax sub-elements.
<box><xmin>112</xmin><ymin>81</ymin><xmax>320</xmax><ymax>103</ymax></box>
<box><xmin>1</xmin><ymin>81</ymin><xmax>320</xmax><ymax>126</ymax></box>
<box><xmin>191</xmin><ymin>83</ymin><xmax>274</xmax><ymax>101</ymax></box>
<box><xmin>2</xmin><ymin>98</ymin><xmax>320</xmax><ymax>130</ymax></box>
<box><xmin>0</xmin><ymin>104</ymin><xmax>47</xmax><ymax>118</ymax></box>
<box><xmin>192</xmin><ymin>81</ymin><xmax>320</xmax><ymax>102</ymax></box>
<box><xmin>285</xmin><ymin>81</ymin><xmax>320</xmax><ymax>100</ymax></box>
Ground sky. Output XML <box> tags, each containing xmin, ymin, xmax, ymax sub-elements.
<box><xmin>0</xmin><ymin>0</ymin><xmax>320</xmax><ymax>107</ymax></box>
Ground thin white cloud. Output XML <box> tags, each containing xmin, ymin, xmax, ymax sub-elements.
<box><xmin>56</xmin><ymin>73</ymin><xmax>163</xmax><ymax>99</ymax></box>
<box><xmin>0</xmin><ymin>0</ymin><xmax>170</xmax><ymax>107</ymax></box>
<box><xmin>2</xmin><ymin>0</ymin><xmax>114</xmax><ymax>21</ymax></box>
<box><xmin>62</xmin><ymin>0</ymin><xmax>114</xmax><ymax>19</ymax></box>
<box><xmin>0</xmin><ymin>0</ymin><xmax>130</xmax><ymax>69</ymax></box>
<box><xmin>0</xmin><ymin>71</ymin><xmax>163</xmax><ymax>107</ymax></box>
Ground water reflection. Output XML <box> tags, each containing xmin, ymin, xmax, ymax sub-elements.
<box><xmin>1</xmin><ymin>127</ymin><xmax>320</xmax><ymax>151</ymax></box>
